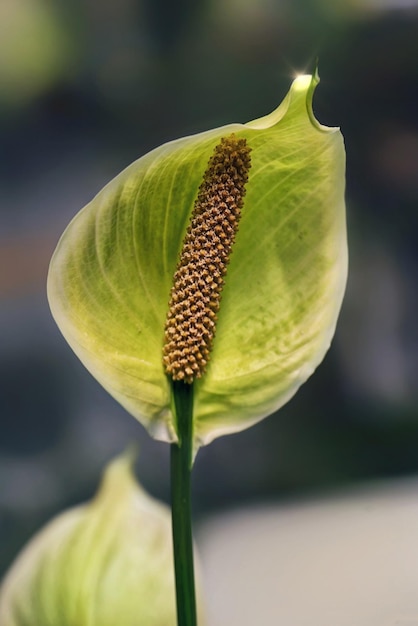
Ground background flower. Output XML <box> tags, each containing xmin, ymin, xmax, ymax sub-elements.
<box><xmin>0</xmin><ymin>453</ymin><xmax>195</xmax><ymax>626</ymax></box>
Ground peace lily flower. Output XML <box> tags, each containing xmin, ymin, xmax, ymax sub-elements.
<box><xmin>47</xmin><ymin>72</ymin><xmax>347</xmax><ymax>451</ymax></box>
<box><xmin>0</xmin><ymin>453</ymin><xmax>203</xmax><ymax>626</ymax></box>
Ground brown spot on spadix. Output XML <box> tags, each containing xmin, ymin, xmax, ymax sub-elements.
<box><xmin>163</xmin><ymin>134</ymin><xmax>252</xmax><ymax>383</ymax></box>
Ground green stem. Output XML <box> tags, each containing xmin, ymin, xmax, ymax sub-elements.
<box><xmin>171</xmin><ymin>380</ymin><xmax>197</xmax><ymax>626</ymax></box>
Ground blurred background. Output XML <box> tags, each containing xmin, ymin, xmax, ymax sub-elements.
<box><xmin>1</xmin><ymin>0</ymin><xmax>418</xmax><ymax>617</ymax></box>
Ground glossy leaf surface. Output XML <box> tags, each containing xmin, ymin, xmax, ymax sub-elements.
<box><xmin>48</xmin><ymin>73</ymin><xmax>347</xmax><ymax>449</ymax></box>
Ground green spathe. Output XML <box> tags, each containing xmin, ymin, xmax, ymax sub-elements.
<box><xmin>0</xmin><ymin>454</ymin><xmax>179</xmax><ymax>626</ymax></box>
<box><xmin>47</xmin><ymin>73</ymin><xmax>347</xmax><ymax>450</ymax></box>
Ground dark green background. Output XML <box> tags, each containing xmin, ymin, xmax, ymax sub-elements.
<box><xmin>1</xmin><ymin>0</ymin><xmax>417</xmax><ymax>578</ymax></box>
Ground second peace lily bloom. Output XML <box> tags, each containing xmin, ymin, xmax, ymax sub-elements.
<box><xmin>0</xmin><ymin>453</ymin><xmax>204</xmax><ymax>626</ymax></box>
<box><xmin>48</xmin><ymin>73</ymin><xmax>347</xmax><ymax>451</ymax></box>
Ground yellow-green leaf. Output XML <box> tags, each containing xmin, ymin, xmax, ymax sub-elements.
<box><xmin>47</xmin><ymin>72</ymin><xmax>347</xmax><ymax>450</ymax></box>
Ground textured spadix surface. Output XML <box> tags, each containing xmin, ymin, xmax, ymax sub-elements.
<box><xmin>0</xmin><ymin>454</ymin><xmax>179</xmax><ymax>626</ymax></box>
<box><xmin>48</xmin><ymin>73</ymin><xmax>347</xmax><ymax>449</ymax></box>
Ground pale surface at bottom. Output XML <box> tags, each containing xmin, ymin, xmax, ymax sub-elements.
<box><xmin>198</xmin><ymin>478</ymin><xmax>418</xmax><ymax>626</ymax></box>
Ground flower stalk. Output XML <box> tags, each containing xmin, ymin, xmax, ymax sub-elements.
<box><xmin>170</xmin><ymin>380</ymin><xmax>197</xmax><ymax>626</ymax></box>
